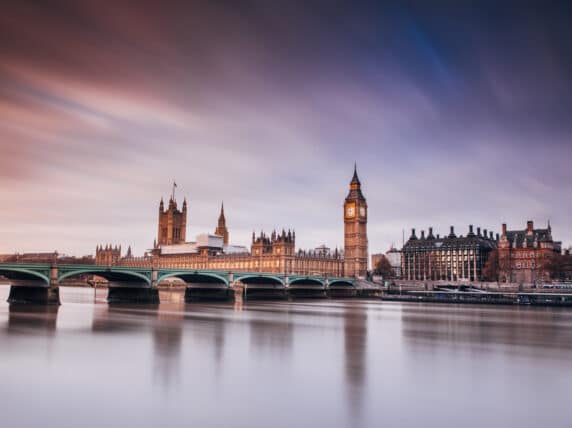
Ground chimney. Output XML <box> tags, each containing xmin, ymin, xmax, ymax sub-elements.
<box><xmin>527</xmin><ymin>220</ymin><xmax>534</xmax><ymax>234</ymax></box>
<box><xmin>437</xmin><ymin>234</ymin><xmax>440</xmax><ymax>239</ymax></box>
<box><xmin>496</xmin><ymin>233</ymin><xmax>500</xmax><ymax>241</ymax></box>
<box><xmin>468</xmin><ymin>225</ymin><xmax>474</xmax><ymax>236</ymax></box>
<box><xmin>421</xmin><ymin>230</ymin><xmax>425</xmax><ymax>239</ymax></box>
<box><xmin>411</xmin><ymin>228</ymin><xmax>417</xmax><ymax>239</ymax></box>
<box><xmin>483</xmin><ymin>229</ymin><xmax>488</xmax><ymax>238</ymax></box>
<box><xmin>502</xmin><ymin>223</ymin><xmax>507</xmax><ymax>235</ymax></box>
<box><xmin>477</xmin><ymin>227</ymin><xmax>481</xmax><ymax>236</ymax></box>
<box><xmin>428</xmin><ymin>227</ymin><xmax>434</xmax><ymax>239</ymax></box>
<box><xmin>449</xmin><ymin>226</ymin><xmax>456</xmax><ymax>238</ymax></box>
<box><xmin>489</xmin><ymin>231</ymin><xmax>494</xmax><ymax>239</ymax></box>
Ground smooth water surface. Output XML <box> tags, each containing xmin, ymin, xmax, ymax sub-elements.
<box><xmin>1</xmin><ymin>286</ymin><xmax>571</xmax><ymax>428</ymax></box>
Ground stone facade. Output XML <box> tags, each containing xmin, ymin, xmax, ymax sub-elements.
<box><xmin>498</xmin><ymin>220</ymin><xmax>561</xmax><ymax>284</ymax></box>
<box><xmin>401</xmin><ymin>225</ymin><xmax>498</xmax><ymax>281</ymax></box>
<box><xmin>157</xmin><ymin>197</ymin><xmax>187</xmax><ymax>246</ymax></box>
<box><xmin>96</xmin><ymin>167</ymin><xmax>367</xmax><ymax>278</ymax></box>
<box><xmin>214</xmin><ymin>203</ymin><xmax>229</xmax><ymax>245</ymax></box>
<box><xmin>343</xmin><ymin>165</ymin><xmax>368</xmax><ymax>278</ymax></box>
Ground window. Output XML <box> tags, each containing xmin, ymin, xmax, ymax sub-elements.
<box><xmin>516</xmin><ymin>262</ymin><xmax>521</xmax><ymax>269</ymax></box>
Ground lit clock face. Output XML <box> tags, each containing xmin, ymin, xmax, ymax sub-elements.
<box><xmin>360</xmin><ymin>206</ymin><xmax>366</xmax><ymax>217</ymax></box>
<box><xmin>346</xmin><ymin>205</ymin><xmax>355</xmax><ymax>218</ymax></box>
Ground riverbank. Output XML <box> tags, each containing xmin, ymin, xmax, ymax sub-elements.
<box><xmin>382</xmin><ymin>290</ymin><xmax>572</xmax><ymax>307</ymax></box>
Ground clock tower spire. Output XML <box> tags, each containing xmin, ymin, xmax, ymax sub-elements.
<box><xmin>344</xmin><ymin>164</ymin><xmax>368</xmax><ymax>278</ymax></box>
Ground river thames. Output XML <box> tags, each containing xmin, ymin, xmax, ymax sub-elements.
<box><xmin>1</xmin><ymin>286</ymin><xmax>571</xmax><ymax>428</ymax></box>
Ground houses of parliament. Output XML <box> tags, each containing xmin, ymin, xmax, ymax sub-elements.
<box><xmin>96</xmin><ymin>167</ymin><xmax>369</xmax><ymax>278</ymax></box>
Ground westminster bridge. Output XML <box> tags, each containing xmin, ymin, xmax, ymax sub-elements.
<box><xmin>0</xmin><ymin>262</ymin><xmax>369</xmax><ymax>304</ymax></box>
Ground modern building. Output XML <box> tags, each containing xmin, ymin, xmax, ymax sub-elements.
<box><xmin>498</xmin><ymin>220</ymin><xmax>561</xmax><ymax>284</ymax></box>
<box><xmin>401</xmin><ymin>225</ymin><xmax>498</xmax><ymax>281</ymax></box>
<box><xmin>96</xmin><ymin>167</ymin><xmax>369</xmax><ymax>278</ymax></box>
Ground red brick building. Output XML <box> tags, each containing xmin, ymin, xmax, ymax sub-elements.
<box><xmin>498</xmin><ymin>220</ymin><xmax>562</xmax><ymax>284</ymax></box>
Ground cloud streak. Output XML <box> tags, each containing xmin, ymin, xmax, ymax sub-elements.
<box><xmin>1</xmin><ymin>0</ymin><xmax>571</xmax><ymax>255</ymax></box>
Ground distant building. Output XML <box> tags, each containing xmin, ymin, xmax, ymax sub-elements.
<box><xmin>386</xmin><ymin>247</ymin><xmax>402</xmax><ymax>278</ymax></box>
<box><xmin>371</xmin><ymin>247</ymin><xmax>401</xmax><ymax>278</ymax></box>
<box><xmin>157</xmin><ymin>196</ymin><xmax>187</xmax><ymax>246</ymax></box>
<box><xmin>371</xmin><ymin>253</ymin><xmax>383</xmax><ymax>271</ymax></box>
<box><xmin>96</xmin><ymin>166</ymin><xmax>368</xmax><ymax>278</ymax></box>
<box><xmin>498</xmin><ymin>220</ymin><xmax>561</xmax><ymax>284</ymax></box>
<box><xmin>214</xmin><ymin>203</ymin><xmax>229</xmax><ymax>246</ymax></box>
<box><xmin>343</xmin><ymin>165</ymin><xmax>369</xmax><ymax>277</ymax></box>
<box><xmin>1</xmin><ymin>252</ymin><xmax>94</xmax><ymax>264</ymax></box>
<box><xmin>401</xmin><ymin>225</ymin><xmax>498</xmax><ymax>281</ymax></box>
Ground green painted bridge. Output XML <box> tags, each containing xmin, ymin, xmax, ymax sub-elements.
<box><xmin>0</xmin><ymin>262</ymin><xmax>358</xmax><ymax>304</ymax></box>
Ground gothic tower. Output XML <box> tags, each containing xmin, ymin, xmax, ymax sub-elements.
<box><xmin>344</xmin><ymin>164</ymin><xmax>368</xmax><ymax>277</ymax></box>
<box><xmin>214</xmin><ymin>202</ymin><xmax>229</xmax><ymax>245</ymax></box>
<box><xmin>157</xmin><ymin>196</ymin><xmax>187</xmax><ymax>246</ymax></box>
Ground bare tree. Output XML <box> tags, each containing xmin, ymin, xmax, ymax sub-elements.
<box><xmin>374</xmin><ymin>255</ymin><xmax>394</xmax><ymax>279</ymax></box>
<box><xmin>483</xmin><ymin>249</ymin><xmax>500</xmax><ymax>282</ymax></box>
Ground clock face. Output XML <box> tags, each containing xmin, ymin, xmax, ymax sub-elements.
<box><xmin>360</xmin><ymin>206</ymin><xmax>366</xmax><ymax>217</ymax></box>
<box><xmin>346</xmin><ymin>205</ymin><xmax>355</xmax><ymax>218</ymax></box>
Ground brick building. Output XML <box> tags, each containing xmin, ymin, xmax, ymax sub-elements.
<box><xmin>498</xmin><ymin>220</ymin><xmax>561</xmax><ymax>284</ymax></box>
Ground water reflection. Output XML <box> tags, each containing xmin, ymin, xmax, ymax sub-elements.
<box><xmin>6</xmin><ymin>304</ymin><xmax>59</xmax><ymax>335</ymax></box>
<box><xmin>250</xmin><ymin>316</ymin><xmax>293</xmax><ymax>356</ymax></box>
<box><xmin>344</xmin><ymin>303</ymin><xmax>368</xmax><ymax>423</ymax></box>
<box><xmin>2</xmin><ymin>287</ymin><xmax>572</xmax><ymax>428</ymax></box>
<box><xmin>401</xmin><ymin>304</ymin><xmax>572</xmax><ymax>356</ymax></box>
<box><xmin>153</xmin><ymin>312</ymin><xmax>184</xmax><ymax>389</ymax></box>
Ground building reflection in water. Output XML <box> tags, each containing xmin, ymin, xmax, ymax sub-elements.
<box><xmin>344</xmin><ymin>304</ymin><xmax>368</xmax><ymax>424</ymax></box>
<box><xmin>6</xmin><ymin>304</ymin><xmax>59</xmax><ymax>336</ymax></box>
<box><xmin>153</xmin><ymin>313</ymin><xmax>183</xmax><ymax>390</ymax></box>
<box><xmin>400</xmin><ymin>304</ymin><xmax>572</xmax><ymax>355</ymax></box>
<box><xmin>248</xmin><ymin>306</ymin><xmax>293</xmax><ymax>357</ymax></box>
<box><xmin>90</xmin><ymin>300</ymin><xmax>185</xmax><ymax>390</ymax></box>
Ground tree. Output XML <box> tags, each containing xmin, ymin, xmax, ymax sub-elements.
<box><xmin>374</xmin><ymin>255</ymin><xmax>394</xmax><ymax>278</ymax></box>
<box><xmin>546</xmin><ymin>252</ymin><xmax>572</xmax><ymax>281</ymax></box>
<box><xmin>482</xmin><ymin>249</ymin><xmax>500</xmax><ymax>281</ymax></box>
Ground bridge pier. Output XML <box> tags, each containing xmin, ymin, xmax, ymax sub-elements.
<box><xmin>107</xmin><ymin>282</ymin><xmax>159</xmax><ymax>304</ymax></box>
<box><xmin>287</xmin><ymin>288</ymin><xmax>327</xmax><ymax>299</ymax></box>
<box><xmin>7</xmin><ymin>285</ymin><xmax>60</xmax><ymax>305</ymax></box>
<box><xmin>6</xmin><ymin>264</ymin><xmax>60</xmax><ymax>305</ymax></box>
<box><xmin>326</xmin><ymin>287</ymin><xmax>358</xmax><ymax>298</ymax></box>
<box><xmin>184</xmin><ymin>285</ymin><xmax>231</xmax><ymax>302</ymax></box>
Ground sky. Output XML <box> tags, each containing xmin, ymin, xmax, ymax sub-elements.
<box><xmin>1</xmin><ymin>0</ymin><xmax>571</xmax><ymax>257</ymax></box>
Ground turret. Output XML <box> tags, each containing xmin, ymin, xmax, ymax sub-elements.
<box><xmin>215</xmin><ymin>202</ymin><xmax>229</xmax><ymax>245</ymax></box>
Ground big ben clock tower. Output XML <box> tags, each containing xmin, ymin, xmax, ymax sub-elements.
<box><xmin>344</xmin><ymin>164</ymin><xmax>368</xmax><ymax>278</ymax></box>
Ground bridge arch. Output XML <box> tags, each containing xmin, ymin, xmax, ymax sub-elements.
<box><xmin>288</xmin><ymin>277</ymin><xmax>325</xmax><ymax>287</ymax></box>
<box><xmin>235</xmin><ymin>274</ymin><xmax>285</xmax><ymax>287</ymax></box>
<box><xmin>158</xmin><ymin>271</ymin><xmax>229</xmax><ymax>286</ymax></box>
<box><xmin>0</xmin><ymin>267</ymin><xmax>50</xmax><ymax>286</ymax></box>
<box><xmin>58</xmin><ymin>268</ymin><xmax>152</xmax><ymax>285</ymax></box>
<box><xmin>328</xmin><ymin>279</ymin><xmax>355</xmax><ymax>287</ymax></box>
